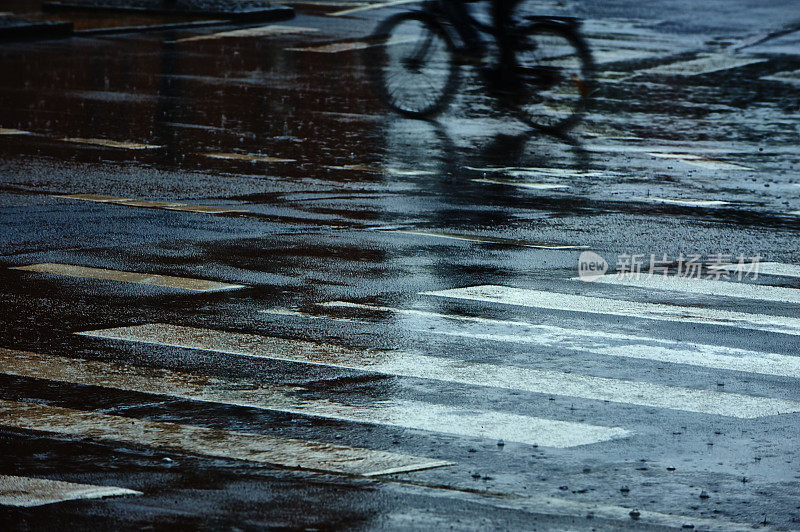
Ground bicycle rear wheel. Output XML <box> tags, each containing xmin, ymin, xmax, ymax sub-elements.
<box><xmin>365</xmin><ymin>12</ymin><xmax>460</xmax><ymax>118</ymax></box>
<box><xmin>513</xmin><ymin>21</ymin><xmax>594</xmax><ymax>130</ymax></box>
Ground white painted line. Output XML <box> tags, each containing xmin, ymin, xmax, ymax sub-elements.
<box><xmin>312</xmin><ymin>302</ymin><xmax>800</xmax><ymax>379</ymax></box>
<box><xmin>761</xmin><ymin>69</ymin><xmax>800</xmax><ymax>85</ymax></box>
<box><xmin>176</xmin><ymin>25</ymin><xmax>318</xmax><ymax>43</ymax></box>
<box><xmin>394</xmin><ymin>229</ymin><xmax>586</xmax><ymax>249</ymax></box>
<box><xmin>201</xmin><ymin>152</ymin><xmax>296</xmax><ymax>163</ymax></box>
<box><xmin>287</xmin><ymin>36</ymin><xmax>418</xmax><ymax>53</ymax></box>
<box><xmin>0</xmin><ymin>399</ymin><xmax>450</xmax><ymax>476</ymax></box>
<box><xmin>637</xmin><ymin>53</ymin><xmax>766</xmax><ymax>76</ymax></box>
<box><xmin>0</xmin><ymin>475</ymin><xmax>141</xmax><ymax>507</ymax></box>
<box><xmin>59</xmin><ymin>137</ymin><xmax>162</xmax><ymax>150</ymax></box>
<box><xmin>587</xmin><ymin>273</ymin><xmax>800</xmax><ymax>305</ymax></box>
<box><xmin>9</xmin><ymin>263</ymin><xmax>246</xmax><ymax>292</ymax></box>
<box><xmin>649</xmin><ymin>152</ymin><xmax>752</xmax><ymax>170</ymax></box>
<box><xmin>325</xmin><ymin>164</ymin><xmax>432</xmax><ymax>176</ymax></box>
<box><xmin>0</xmin><ymin>349</ymin><xmax>627</xmax><ymax>447</ymax></box>
<box><xmin>397</xmin><ymin>483</ymin><xmax>759</xmax><ymax>532</ymax></box>
<box><xmin>328</xmin><ymin>0</ymin><xmax>420</xmax><ymax>17</ymax></box>
<box><xmin>714</xmin><ymin>261</ymin><xmax>800</xmax><ymax>279</ymax></box>
<box><xmin>77</xmin><ymin>324</ymin><xmax>800</xmax><ymax>418</ymax></box>
<box><xmin>472</xmin><ymin>178</ymin><xmax>568</xmax><ymax>190</ymax></box>
<box><xmin>422</xmin><ymin>285</ymin><xmax>800</xmax><ymax>336</ymax></box>
<box><xmin>0</xmin><ymin>128</ymin><xmax>33</xmax><ymax>135</ymax></box>
<box><xmin>53</xmin><ymin>194</ymin><xmax>246</xmax><ymax>214</ymax></box>
<box><xmin>633</xmin><ymin>196</ymin><xmax>731</xmax><ymax>207</ymax></box>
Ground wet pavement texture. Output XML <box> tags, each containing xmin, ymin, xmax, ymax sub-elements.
<box><xmin>1</xmin><ymin>0</ymin><xmax>799</xmax><ymax>529</ymax></box>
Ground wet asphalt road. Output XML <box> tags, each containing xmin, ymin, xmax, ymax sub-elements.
<box><xmin>1</xmin><ymin>0</ymin><xmax>800</xmax><ymax>529</ymax></box>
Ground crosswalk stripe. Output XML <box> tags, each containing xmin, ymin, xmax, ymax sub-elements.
<box><xmin>77</xmin><ymin>323</ymin><xmax>800</xmax><ymax>418</ymax></box>
<box><xmin>308</xmin><ymin>302</ymin><xmax>800</xmax><ymax>378</ymax></box>
<box><xmin>59</xmin><ymin>137</ymin><xmax>162</xmax><ymax>150</ymax></box>
<box><xmin>0</xmin><ymin>349</ymin><xmax>626</xmax><ymax>447</ymax></box>
<box><xmin>586</xmin><ymin>273</ymin><xmax>800</xmax><ymax>305</ymax></box>
<box><xmin>176</xmin><ymin>25</ymin><xmax>318</xmax><ymax>43</ymax></box>
<box><xmin>9</xmin><ymin>263</ymin><xmax>246</xmax><ymax>292</ymax></box>
<box><xmin>53</xmin><ymin>194</ymin><xmax>246</xmax><ymax>214</ymax></box>
<box><xmin>648</xmin><ymin>152</ymin><xmax>751</xmax><ymax>170</ymax></box>
<box><xmin>715</xmin><ymin>261</ymin><xmax>800</xmax><ymax>279</ymax></box>
<box><xmin>421</xmin><ymin>285</ymin><xmax>800</xmax><ymax>336</ymax></box>
<box><xmin>392</xmin><ymin>230</ymin><xmax>586</xmax><ymax>249</ymax></box>
<box><xmin>633</xmin><ymin>196</ymin><xmax>731</xmax><ymax>207</ymax></box>
<box><xmin>0</xmin><ymin>475</ymin><xmax>141</xmax><ymax>507</ymax></box>
<box><xmin>0</xmin><ymin>399</ymin><xmax>450</xmax><ymax>476</ymax></box>
<box><xmin>201</xmin><ymin>152</ymin><xmax>296</xmax><ymax>163</ymax></box>
<box><xmin>635</xmin><ymin>53</ymin><xmax>766</xmax><ymax>76</ymax></box>
<box><xmin>472</xmin><ymin>178</ymin><xmax>569</xmax><ymax>190</ymax></box>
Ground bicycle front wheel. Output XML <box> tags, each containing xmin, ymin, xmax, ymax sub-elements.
<box><xmin>365</xmin><ymin>12</ymin><xmax>460</xmax><ymax>118</ymax></box>
<box><xmin>514</xmin><ymin>21</ymin><xmax>595</xmax><ymax>130</ymax></box>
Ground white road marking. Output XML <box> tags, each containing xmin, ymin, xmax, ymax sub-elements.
<box><xmin>0</xmin><ymin>399</ymin><xmax>450</xmax><ymax>476</ymax></box>
<box><xmin>328</xmin><ymin>0</ymin><xmax>420</xmax><ymax>17</ymax></box>
<box><xmin>53</xmin><ymin>194</ymin><xmax>246</xmax><ymax>214</ymax></box>
<box><xmin>287</xmin><ymin>36</ymin><xmax>418</xmax><ymax>53</ymax></box>
<box><xmin>307</xmin><ymin>302</ymin><xmax>800</xmax><ymax>379</ymax></box>
<box><xmin>465</xmin><ymin>166</ymin><xmax>607</xmax><ymax>178</ymax></box>
<box><xmin>176</xmin><ymin>25</ymin><xmax>318</xmax><ymax>42</ymax></box>
<box><xmin>392</xmin><ymin>229</ymin><xmax>587</xmax><ymax>249</ymax></box>
<box><xmin>201</xmin><ymin>152</ymin><xmax>296</xmax><ymax>163</ymax></box>
<box><xmin>324</xmin><ymin>164</ymin><xmax>432</xmax><ymax>175</ymax></box>
<box><xmin>472</xmin><ymin>178</ymin><xmax>568</xmax><ymax>190</ymax></box>
<box><xmin>396</xmin><ymin>482</ymin><xmax>759</xmax><ymax>532</ymax></box>
<box><xmin>0</xmin><ymin>475</ymin><xmax>141</xmax><ymax>507</ymax></box>
<box><xmin>77</xmin><ymin>323</ymin><xmax>800</xmax><ymax>418</ymax></box>
<box><xmin>633</xmin><ymin>196</ymin><xmax>731</xmax><ymax>207</ymax></box>
<box><xmin>59</xmin><ymin>137</ymin><xmax>162</xmax><ymax>150</ymax></box>
<box><xmin>0</xmin><ymin>349</ymin><xmax>626</xmax><ymax>447</ymax></box>
<box><xmin>714</xmin><ymin>261</ymin><xmax>800</xmax><ymax>279</ymax></box>
<box><xmin>636</xmin><ymin>53</ymin><xmax>766</xmax><ymax>76</ymax></box>
<box><xmin>9</xmin><ymin>263</ymin><xmax>245</xmax><ymax>292</ymax></box>
<box><xmin>761</xmin><ymin>69</ymin><xmax>800</xmax><ymax>85</ymax></box>
<box><xmin>648</xmin><ymin>152</ymin><xmax>752</xmax><ymax>170</ymax></box>
<box><xmin>0</xmin><ymin>128</ymin><xmax>33</xmax><ymax>135</ymax></box>
<box><xmin>587</xmin><ymin>273</ymin><xmax>800</xmax><ymax>305</ymax></box>
<box><xmin>422</xmin><ymin>285</ymin><xmax>800</xmax><ymax>336</ymax></box>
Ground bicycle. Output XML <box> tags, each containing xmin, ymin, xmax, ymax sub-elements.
<box><xmin>364</xmin><ymin>0</ymin><xmax>595</xmax><ymax>130</ymax></box>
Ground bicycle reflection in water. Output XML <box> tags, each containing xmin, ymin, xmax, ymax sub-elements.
<box><xmin>364</xmin><ymin>0</ymin><xmax>595</xmax><ymax>131</ymax></box>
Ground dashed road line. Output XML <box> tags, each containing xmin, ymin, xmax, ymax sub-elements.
<box><xmin>392</xmin><ymin>229</ymin><xmax>587</xmax><ymax>249</ymax></box>
<box><xmin>328</xmin><ymin>0</ymin><xmax>421</xmax><ymax>17</ymax></box>
<box><xmin>587</xmin><ymin>273</ymin><xmax>800</xmax><ymax>305</ymax></box>
<box><xmin>59</xmin><ymin>137</ymin><xmax>162</xmax><ymax>150</ymax></box>
<box><xmin>77</xmin><ymin>323</ymin><xmax>800</xmax><ymax>418</ymax></box>
<box><xmin>633</xmin><ymin>196</ymin><xmax>731</xmax><ymax>207</ymax></box>
<box><xmin>8</xmin><ymin>263</ymin><xmax>246</xmax><ymax>292</ymax></box>
<box><xmin>201</xmin><ymin>152</ymin><xmax>296</xmax><ymax>163</ymax></box>
<box><xmin>0</xmin><ymin>475</ymin><xmax>141</xmax><ymax>507</ymax></box>
<box><xmin>0</xmin><ymin>128</ymin><xmax>33</xmax><ymax>135</ymax></box>
<box><xmin>649</xmin><ymin>152</ymin><xmax>752</xmax><ymax>170</ymax></box>
<box><xmin>0</xmin><ymin>399</ymin><xmax>450</xmax><ymax>476</ymax></box>
<box><xmin>635</xmin><ymin>53</ymin><xmax>766</xmax><ymax>76</ymax></box>
<box><xmin>53</xmin><ymin>193</ymin><xmax>246</xmax><ymax>214</ymax></box>
<box><xmin>472</xmin><ymin>178</ymin><xmax>569</xmax><ymax>190</ymax></box>
<box><xmin>287</xmin><ymin>37</ymin><xmax>419</xmax><ymax>53</ymax></box>
<box><xmin>176</xmin><ymin>25</ymin><xmax>318</xmax><ymax>43</ymax></box>
<box><xmin>0</xmin><ymin>349</ymin><xmax>626</xmax><ymax>447</ymax></box>
<box><xmin>304</xmin><ymin>302</ymin><xmax>800</xmax><ymax>379</ymax></box>
<box><xmin>422</xmin><ymin>285</ymin><xmax>800</xmax><ymax>336</ymax></box>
